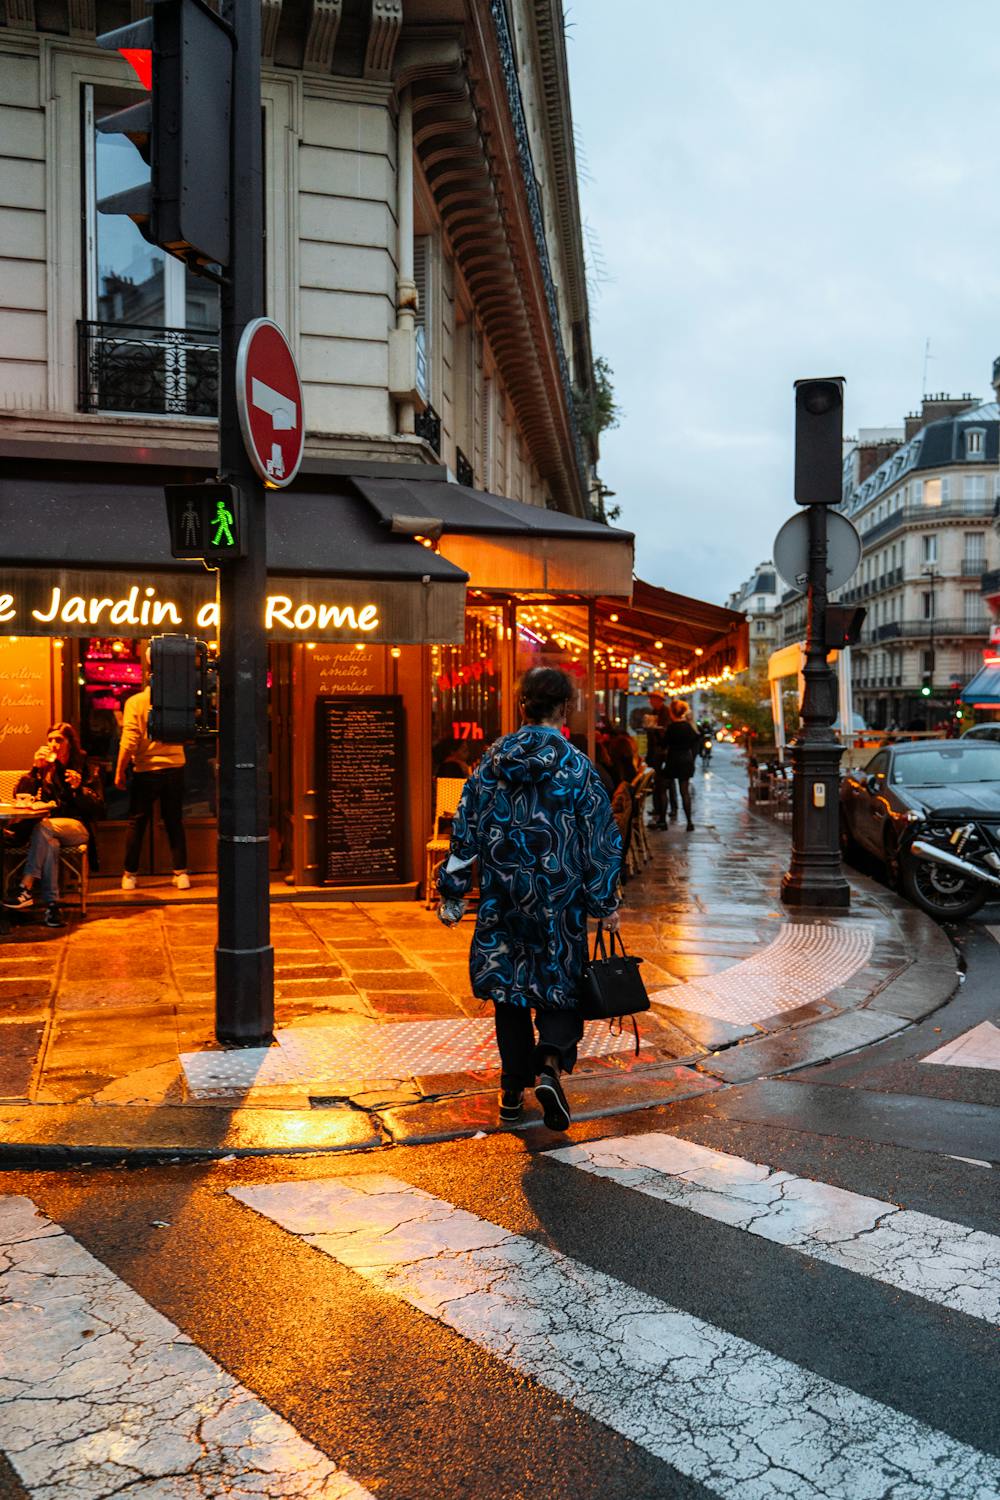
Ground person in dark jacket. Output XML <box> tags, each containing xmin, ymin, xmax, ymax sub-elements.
<box><xmin>437</xmin><ymin>667</ymin><xmax>622</xmax><ymax>1132</ymax></box>
<box><xmin>663</xmin><ymin>698</ymin><xmax>701</xmax><ymax>830</ymax></box>
<box><xmin>4</xmin><ymin>722</ymin><xmax>103</xmax><ymax>927</ymax></box>
<box><xmin>644</xmin><ymin>692</ymin><xmax>672</xmax><ymax>828</ymax></box>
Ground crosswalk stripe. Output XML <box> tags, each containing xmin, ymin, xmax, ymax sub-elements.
<box><xmin>230</xmin><ymin>1175</ymin><xmax>1000</xmax><ymax>1499</ymax></box>
<box><xmin>0</xmin><ymin>1196</ymin><xmax>375</xmax><ymax>1500</ymax></box>
<box><xmin>549</xmin><ymin>1132</ymin><xmax>1000</xmax><ymax>1326</ymax></box>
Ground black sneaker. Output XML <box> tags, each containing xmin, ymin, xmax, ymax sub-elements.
<box><xmin>498</xmin><ymin>1089</ymin><xmax>524</xmax><ymax>1124</ymax></box>
<box><xmin>535</xmin><ymin>1069</ymin><xmax>571</xmax><ymax>1132</ymax></box>
<box><xmin>44</xmin><ymin>904</ymin><xmax>65</xmax><ymax>929</ymax></box>
<box><xmin>3</xmin><ymin>886</ymin><xmax>34</xmax><ymax>912</ymax></box>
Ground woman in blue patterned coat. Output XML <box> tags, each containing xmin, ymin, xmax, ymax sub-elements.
<box><xmin>437</xmin><ymin>667</ymin><xmax>622</xmax><ymax>1131</ymax></box>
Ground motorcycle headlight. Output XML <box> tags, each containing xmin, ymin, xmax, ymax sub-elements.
<box><xmin>904</xmin><ymin>810</ymin><xmax>923</xmax><ymax>823</ymax></box>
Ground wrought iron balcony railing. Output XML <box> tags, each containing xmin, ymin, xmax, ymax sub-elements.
<box><xmin>455</xmin><ymin>447</ymin><xmax>474</xmax><ymax>488</ymax></box>
<box><xmin>414</xmin><ymin>403</ymin><xmax>441</xmax><ymax>455</ymax></box>
<box><xmin>78</xmin><ymin>320</ymin><xmax>220</xmax><ymax>418</ymax></box>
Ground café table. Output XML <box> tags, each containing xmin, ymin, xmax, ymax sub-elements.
<box><xmin>0</xmin><ymin>801</ymin><xmax>53</xmax><ymax>935</ymax></box>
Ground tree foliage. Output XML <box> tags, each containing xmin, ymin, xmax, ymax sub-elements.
<box><xmin>704</xmin><ymin>669</ymin><xmax>775</xmax><ymax>739</ymax></box>
<box><xmin>574</xmin><ymin>355</ymin><xmax>621</xmax><ymax>443</ymax></box>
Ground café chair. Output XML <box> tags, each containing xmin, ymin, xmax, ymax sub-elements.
<box><xmin>629</xmin><ymin>768</ymin><xmax>656</xmax><ymax>870</ymax></box>
<box><xmin>424</xmin><ymin>776</ymin><xmax>467</xmax><ymax>908</ymax></box>
<box><xmin>1</xmin><ymin>768</ymin><xmax>89</xmax><ymax>917</ymax></box>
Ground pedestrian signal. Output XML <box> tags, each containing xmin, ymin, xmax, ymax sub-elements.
<box><xmin>824</xmin><ymin>604</ymin><xmax>866</xmax><ymax>651</ymax></box>
<box><xmin>165</xmin><ymin>483</ymin><xmax>245</xmax><ymax>559</ymax></box>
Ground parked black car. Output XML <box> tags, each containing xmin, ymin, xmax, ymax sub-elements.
<box><xmin>840</xmin><ymin>740</ymin><xmax>1000</xmax><ymax>919</ymax></box>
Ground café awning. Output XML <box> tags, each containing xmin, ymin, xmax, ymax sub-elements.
<box><xmin>960</xmin><ymin>662</ymin><xmax>1000</xmax><ymax>707</ymax></box>
<box><xmin>352</xmin><ymin>475</ymin><xmax>634</xmax><ymax>598</ymax></box>
<box><xmin>0</xmin><ymin>474</ymin><xmax>469</xmax><ymax>644</ymax></box>
<box><xmin>595</xmin><ymin>579</ymin><xmax>749</xmax><ymax>684</ymax></box>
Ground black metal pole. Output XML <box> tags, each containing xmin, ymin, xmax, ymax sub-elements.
<box><xmin>781</xmin><ymin>503</ymin><xmax>851</xmax><ymax>908</ymax></box>
<box><xmin>215</xmin><ymin>0</ymin><xmax>274</xmax><ymax>1042</ymax></box>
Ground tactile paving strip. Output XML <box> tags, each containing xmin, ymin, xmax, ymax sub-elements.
<box><xmin>181</xmin><ymin>1017</ymin><xmax>637</xmax><ymax>1096</ymax></box>
<box><xmin>649</xmin><ymin>922</ymin><xmax>874</xmax><ymax>1025</ymax></box>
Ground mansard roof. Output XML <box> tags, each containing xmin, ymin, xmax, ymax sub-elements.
<box><xmin>844</xmin><ymin>400</ymin><xmax>1000</xmax><ymax>517</ymax></box>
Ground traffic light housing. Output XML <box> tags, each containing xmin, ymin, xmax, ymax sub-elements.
<box><xmin>921</xmin><ymin>673</ymin><xmax>933</xmax><ymax>698</ymax></box>
<box><xmin>149</xmin><ymin>634</ymin><xmax>217</xmax><ymax>740</ymax></box>
<box><xmin>96</xmin><ymin>0</ymin><xmax>233</xmax><ymax>269</ymax></box>
<box><xmin>165</xmin><ymin>483</ymin><xmax>246</xmax><ymax>559</ymax></box>
<box><xmin>824</xmin><ymin>604</ymin><xmax>866</xmax><ymax>650</ymax></box>
<box><xmin>794</xmin><ymin>377</ymin><xmax>845</xmax><ymax>506</ymax></box>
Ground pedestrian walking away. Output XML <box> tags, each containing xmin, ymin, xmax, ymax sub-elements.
<box><xmin>436</xmin><ymin>666</ymin><xmax>623</xmax><ymax>1131</ymax></box>
<box><xmin>662</xmin><ymin>698</ymin><xmax>701</xmax><ymax>830</ymax></box>
<box><xmin>115</xmin><ymin>658</ymin><xmax>190</xmax><ymax>891</ymax></box>
<box><xmin>643</xmin><ymin>690</ymin><xmax>671</xmax><ymax>828</ymax></box>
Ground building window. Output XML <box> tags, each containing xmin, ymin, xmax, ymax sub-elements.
<box><xmin>922</xmin><ymin>649</ymin><xmax>934</xmax><ymax>675</ymax></box>
<box><xmin>963</xmin><ymin>648</ymin><xmax>982</xmax><ymax>675</ymax></box>
<box><xmin>964</xmin><ymin>473</ymin><xmax>986</xmax><ymax>506</ymax></box>
<box><xmin>922</xmin><ymin>591</ymin><xmax>935</xmax><ymax>620</ymax></box>
<box><xmin>964</xmin><ymin>532</ymin><xmax>985</xmax><ymax>570</ymax></box>
<box><xmin>964</xmin><ymin>591</ymin><xmax>986</xmax><ymax>629</ymax></box>
<box><xmin>81</xmin><ymin>83</ymin><xmax>220</xmax><ymax>417</ymax></box>
<box><xmin>965</xmin><ymin>428</ymin><xmax>984</xmax><ymax>457</ymax></box>
<box><xmin>922</xmin><ymin>534</ymin><xmax>937</xmax><ymax>565</ymax></box>
<box><xmin>414</xmin><ymin>235</ymin><xmax>432</xmax><ymax>406</ymax></box>
<box><xmin>923</xmin><ymin>478</ymin><xmax>941</xmax><ymax>507</ymax></box>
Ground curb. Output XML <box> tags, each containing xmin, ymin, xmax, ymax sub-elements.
<box><xmin>0</xmin><ymin>863</ymin><xmax>964</xmax><ymax>1168</ymax></box>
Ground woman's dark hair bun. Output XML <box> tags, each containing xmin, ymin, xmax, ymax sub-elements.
<box><xmin>519</xmin><ymin>666</ymin><xmax>574</xmax><ymax>723</ymax></box>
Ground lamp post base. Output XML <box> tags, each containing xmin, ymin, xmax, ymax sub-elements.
<box><xmin>780</xmin><ymin>736</ymin><xmax>851</xmax><ymax>910</ymax></box>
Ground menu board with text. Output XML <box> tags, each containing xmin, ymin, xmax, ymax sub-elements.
<box><xmin>316</xmin><ymin>695</ymin><xmax>405</xmax><ymax>886</ymax></box>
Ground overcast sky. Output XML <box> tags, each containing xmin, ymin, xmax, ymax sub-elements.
<box><xmin>565</xmin><ymin>1</ymin><xmax>1000</xmax><ymax>605</ymax></box>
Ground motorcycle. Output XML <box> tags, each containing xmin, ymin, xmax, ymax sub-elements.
<box><xmin>898</xmin><ymin>814</ymin><xmax>1000</xmax><ymax>920</ymax></box>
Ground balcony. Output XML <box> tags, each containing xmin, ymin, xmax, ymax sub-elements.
<box><xmin>78</xmin><ymin>320</ymin><xmax>219</xmax><ymax>418</ymax></box>
<box><xmin>960</xmin><ymin>559</ymin><xmax>988</xmax><ymax>577</ymax></box>
<box><xmin>455</xmin><ymin>447</ymin><xmax>474</xmax><ymax>488</ymax></box>
<box><xmin>414</xmin><ymin>403</ymin><xmax>442</xmax><ymax>455</ymax></box>
<box><xmin>859</xmin><ymin>499</ymin><xmax>996</xmax><ymax>546</ymax></box>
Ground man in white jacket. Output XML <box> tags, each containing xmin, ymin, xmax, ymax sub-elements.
<box><xmin>114</xmin><ymin>685</ymin><xmax>190</xmax><ymax>891</ymax></box>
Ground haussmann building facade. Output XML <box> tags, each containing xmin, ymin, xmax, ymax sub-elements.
<box><xmin>0</xmin><ymin>0</ymin><xmax>745</xmax><ymax>899</ymax></box>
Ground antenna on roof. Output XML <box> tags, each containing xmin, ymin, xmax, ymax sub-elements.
<box><xmin>922</xmin><ymin>337</ymin><xmax>934</xmax><ymax>397</ymax></box>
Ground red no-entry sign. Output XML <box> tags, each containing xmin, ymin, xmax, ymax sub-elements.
<box><xmin>235</xmin><ymin>318</ymin><xmax>304</xmax><ymax>488</ymax></box>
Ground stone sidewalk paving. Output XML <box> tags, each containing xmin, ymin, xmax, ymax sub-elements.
<box><xmin>0</xmin><ymin>751</ymin><xmax>960</xmax><ymax>1161</ymax></box>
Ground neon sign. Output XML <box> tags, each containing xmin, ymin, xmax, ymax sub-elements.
<box><xmin>0</xmin><ymin>580</ymin><xmax>382</xmax><ymax>639</ymax></box>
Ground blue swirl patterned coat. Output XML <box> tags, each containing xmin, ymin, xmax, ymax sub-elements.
<box><xmin>437</xmin><ymin>724</ymin><xmax>622</xmax><ymax>1010</ymax></box>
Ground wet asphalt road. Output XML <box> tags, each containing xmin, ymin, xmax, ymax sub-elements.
<box><xmin>1</xmin><ymin>920</ymin><xmax>997</xmax><ymax>1500</ymax></box>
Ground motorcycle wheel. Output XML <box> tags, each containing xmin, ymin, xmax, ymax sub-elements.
<box><xmin>899</xmin><ymin>852</ymin><xmax>987</xmax><ymax>921</ymax></box>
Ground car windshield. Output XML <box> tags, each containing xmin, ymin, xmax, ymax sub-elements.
<box><xmin>891</xmin><ymin>746</ymin><xmax>1000</xmax><ymax>787</ymax></box>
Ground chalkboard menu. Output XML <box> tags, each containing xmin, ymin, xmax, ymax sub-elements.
<box><xmin>316</xmin><ymin>695</ymin><xmax>405</xmax><ymax>886</ymax></box>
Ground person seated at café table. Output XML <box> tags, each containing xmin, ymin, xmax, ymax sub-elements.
<box><xmin>4</xmin><ymin>722</ymin><xmax>103</xmax><ymax>929</ymax></box>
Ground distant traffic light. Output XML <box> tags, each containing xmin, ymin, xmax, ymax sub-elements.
<box><xmin>149</xmin><ymin>634</ymin><xmax>216</xmax><ymax>740</ymax></box>
<box><xmin>921</xmin><ymin>673</ymin><xmax>932</xmax><ymax>698</ymax></box>
<box><xmin>96</xmin><ymin>0</ymin><xmax>233</xmax><ymax>269</ymax></box>
<box><xmin>824</xmin><ymin>604</ymin><xmax>866</xmax><ymax>650</ymax></box>
<box><xmin>794</xmin><ymin>377</ymin><xmax>845</xmax><ymax>506</ymax></box>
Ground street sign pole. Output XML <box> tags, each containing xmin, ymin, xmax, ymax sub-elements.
<box><xmin>215</xmin><ymin>0</ymin><xmax>274</xmax><ymax>1042</ymax></box>
<box><xmin>781</xmin><ymin>470</ymin><xmax>851</xmax><ymax>910</ymax></box>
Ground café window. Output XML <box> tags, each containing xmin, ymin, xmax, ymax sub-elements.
<box><xmin>514</xmin><ymin>603</ymin><xmax>590</xmax><ymax>743</ymax></box>
<box><xmin>430</xmin><ymin>605</ymin><xmax>504</xmax><ymax>781</ymax></box>
<box><xmin>79</xmin><ymin>83</ymin><xmax>220</xmax><ymax>417</ymax></box>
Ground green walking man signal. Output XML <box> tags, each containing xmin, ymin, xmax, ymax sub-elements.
<box><xmin>165</xmin><ymin>483</ymin><xmax>246</xmax><ymax>559</ymax></box>
<box><xmin>210</xmin><ymin>496</ymin><xmax>236</xmax><ymax>549</ymax></box>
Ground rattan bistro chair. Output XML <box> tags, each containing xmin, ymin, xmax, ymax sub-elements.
<box><xmin>424</xmin><ymin>777</ymin><xmax>467</xmax><ymax>908</ymax></box>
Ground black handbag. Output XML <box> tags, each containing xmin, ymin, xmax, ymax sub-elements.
<box><xmin>579</xmin><ymin>923</ymin><xmax>649</xmax><ymax>1053</ymax></box>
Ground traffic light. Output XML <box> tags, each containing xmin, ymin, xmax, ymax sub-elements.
<box><xmin>149</xmin><ymin>634</ymin><xmax>216</xmax><ymax>740</ymax></box>
<box><xmin>794</xmin><ymin>377</ymin><xmax>845</xmax><ymax>506</ymax></box>
<box><xmin>824</xmin><ymin>604</ymin><xmax>866</xmax><ymax>650</ymax></box>
<box><xmin>96</xmin><ymin>0</ymin><xmax>233</xmax><ymax>269</ymax></box>
<box><xmin>165</xmin><ymin>483</ymin><xmax>246</xmax><ymax>559</ymax></box>
<box><xmin>921</xmin><ymin>673</ymin><xmax>932</xmax><ymax>698</ymax></box>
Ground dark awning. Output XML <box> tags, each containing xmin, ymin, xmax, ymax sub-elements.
<box><xmin>352</xmin><ymin>475</ymin><xmax>634</xmax><ymax>598</ymax></box>
<box><xmin>960</xmin><ymin>663</ymin><xmax>1000</xmax><ymax>707</ymax></box>
<box><xmin>0</xmin><ymin>475</ymin><xmax>468</xmax><ymax>644</ymax></box>
<box><xmin>595</xmin><ymin>579</ymin><xmax>749</xmax><ymax>681</ymax></box>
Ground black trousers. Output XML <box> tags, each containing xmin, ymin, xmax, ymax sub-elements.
<box><xmin>666</xmin><ymin>775</ymin><xmax>693</xmax><ymax>821</ymax></box>
<box><xmin>124</xmin><ymin>768</ymin><xmax>187</xmax><ymax>873</ymax></box>
<box><xmin>494</xmin><ymin>1004</ymin><xmax>584</xmax><ymax>1092</ymax></box>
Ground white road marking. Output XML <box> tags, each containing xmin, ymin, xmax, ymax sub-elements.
<box><xmin>231</xmin><ymin>1175</ymin><xmax>1000</xmax><ymax>1500</ymax></box>
<box><xmin>550</xmin><ymin>1133</ymin><xmax>1000</xmax><ymax>1326</ymax></box>
<box><xmin>648</xmin><ymin>922</ymin><xmax>874</xmax><ymax>1025</ymax></box>
<box><xmin>923</xmin><ymin>1020</ymin><xmax>1000</xmax><ymax>1071</ymax></box>
<box><xmin>0</xmin><ymin>1197</ymin><xmax>375</xmax><ymax>1500</ymax></box>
